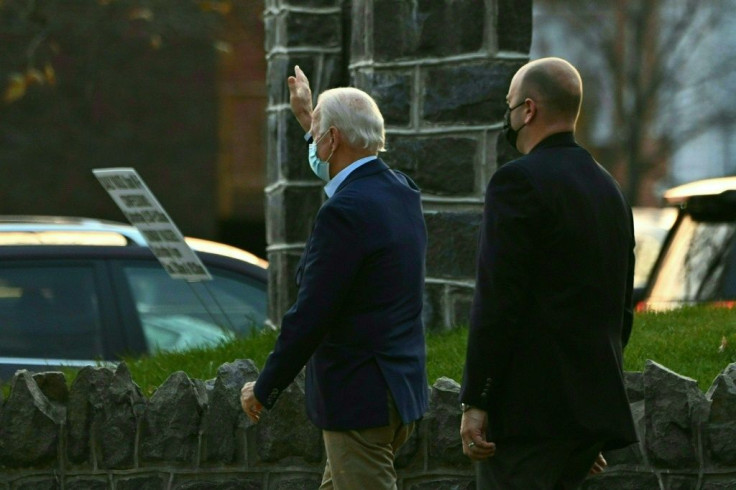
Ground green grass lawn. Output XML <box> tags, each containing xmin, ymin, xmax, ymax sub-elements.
<box><xmin>425</xmin><ymin>306</ymin><xmax>736</xmax><ymax>391</ymax></box>
<box><xmin>3</xmin><ymin>306</ymin><xmax>735</xmax><ymax>398</ymax></box>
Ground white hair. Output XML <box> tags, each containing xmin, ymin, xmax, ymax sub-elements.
<box><xmin>317</xmin><ymin>87</ymin><xmax>385</xmax><ymax>153</ymax></box>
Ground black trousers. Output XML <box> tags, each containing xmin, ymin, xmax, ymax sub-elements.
<box><xmin>475</xmin><ymin>439</ymin><xmax>603</xmax><ymax>490</ymax></box>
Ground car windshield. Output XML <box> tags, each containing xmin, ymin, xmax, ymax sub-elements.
<box><xmin>647</xmin><ymin>215</ymin><xmax>736</xmax><ymax>305</ymax></box>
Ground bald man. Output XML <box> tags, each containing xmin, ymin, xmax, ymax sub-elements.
<box><xmin>459</xmin><ymin>57</ymin><xmax>638</xmax><ymax>489</ymax></box>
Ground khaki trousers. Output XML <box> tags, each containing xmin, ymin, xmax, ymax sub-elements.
<box><xmin>319</xmin><ymin>395</ymin><xmax>415</xmax><ymax>490</ymax></box>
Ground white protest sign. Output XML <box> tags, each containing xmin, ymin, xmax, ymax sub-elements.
<box><xmin>93</xmin><ymin>167</ymin><xmax>212</xmax><ymax>282</ymax></box>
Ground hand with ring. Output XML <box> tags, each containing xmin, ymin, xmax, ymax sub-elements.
<box><xmin>460</xmin><ymin>407</ymin><xmax>496</xmax><ymax>460</ymax></box>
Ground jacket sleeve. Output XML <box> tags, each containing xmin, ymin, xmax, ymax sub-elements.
<box><xmin>254</xmin><ymin>198</ymin><xmax>364</xmax><ymax>408</ymax></box>
<box><xmin>460</xmin><ymin>164</ymin><xmax>543</xmax><ymax>408</ymax></box>
<box><xmin>622</xmin><ymin>208</ymin><xmax>636</xmax><ymax>348</ymax></box>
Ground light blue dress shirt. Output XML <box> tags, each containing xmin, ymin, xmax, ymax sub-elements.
<box><xmin>323</xmin><ymin>156</ymin><xmax>377</xmax><ymax>198</ymax></box>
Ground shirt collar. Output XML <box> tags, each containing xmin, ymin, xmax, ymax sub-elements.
<box><xmin>324</xmin><ymin>156</ymin><xmax>377</xmax><ymax>197</ymax></box>
<box><xmin>529</xmin><ymin>132</ymin><xmax>577</xmax><ymax>153</ymax></box>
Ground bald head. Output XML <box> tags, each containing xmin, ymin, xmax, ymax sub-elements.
<box><xmin>516</xmin><ymin>57</ymin><xmax>583</xmax><ymax>124</ymax></box>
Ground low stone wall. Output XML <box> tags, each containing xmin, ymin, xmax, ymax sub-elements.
<box><xmin>1</xmin><ymin>359</ymin><xmax>735</xmax><ymax>489</ymax></box>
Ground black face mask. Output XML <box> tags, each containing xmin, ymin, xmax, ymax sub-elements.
<box><xmin>503</xmin><ymin>100</ymin><xmax>526</xmax><ymax>149</ymax></box>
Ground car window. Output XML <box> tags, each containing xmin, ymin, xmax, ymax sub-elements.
<box><xmin>0</xmin><ymin>265</ymin><xmax>104</xmax><ymax>360</ymax></box>
<box><xmin>648</xmin><ymin>216</ymin><xmax>736</xmax><ymax>303</ymax></box>
<box><xmin>122</xmin><ymin>264</ymin><xmax>266</xmax><ymax>352</ymax></box>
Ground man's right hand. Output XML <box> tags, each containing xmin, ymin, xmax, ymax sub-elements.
<box><xmin>288</xmin><ymin>65</ymin><xmax>313</xmax><ymax>133</ymax></box>
<box><xmin>460</xmin><ymin>407</ymin><xmax>496</xmax><ymax>460</ymax></box>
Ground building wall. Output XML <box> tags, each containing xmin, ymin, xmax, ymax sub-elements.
<box><xmin>264</xmin><ymin>0</ymin><xmax>532</xmax><ymax>330</ymax></box>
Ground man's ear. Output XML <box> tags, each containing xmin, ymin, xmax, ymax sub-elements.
<box><xmin>329</xmin><ymin>127</ymin><xmax>341</xmax><ymax>151</ymax></box>
<box><xmin>524</xmin><ymin>99</ymin><xmax>537</xmax><ymax>125</ymax></box>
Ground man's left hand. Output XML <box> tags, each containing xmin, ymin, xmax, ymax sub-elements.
<box><xmin>241</xmin><ymin>381</ymin><xmax>264</xmax><ymax>423</ymax></box>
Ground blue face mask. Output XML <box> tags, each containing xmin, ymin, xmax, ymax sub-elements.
<box><xmin>308</xmin><ymin>130</ymin><xmax>333</xmax><ymax>182</ymax></box>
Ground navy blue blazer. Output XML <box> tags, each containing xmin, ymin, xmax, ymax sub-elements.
<box><xmin>461</xmin><ymin>132</ymin><xmax>638</xmax><ymax>450</ymax></box>
<box><xmin>255</xmin><ymin>158</ymin><xmax>429</xmax><ymax>431</ymax></box>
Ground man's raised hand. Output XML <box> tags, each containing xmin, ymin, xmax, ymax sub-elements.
<box><xmin>288</xmin><ymin>65</ymin><xmax>313</xmax><ymax>133</ymax></box>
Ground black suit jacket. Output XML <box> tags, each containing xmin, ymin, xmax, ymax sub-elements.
<box><xmin>461</xmin><ymin>132</ymin><xmax>638</xmax><ymax>449</ymax></box>
<box><xmin>255</xmin><ymin>158</ymin><xmax>429</xmax><ymax>431</ymax></box>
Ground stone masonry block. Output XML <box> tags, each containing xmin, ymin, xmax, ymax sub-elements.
<box><xmin>372</xmin><ymin>0</ymin><xmax>485</xmax><ymax>61</ymax></box>
<box><xmin>0</xmin><ymin>371</ymin><xmax>64</xmax><ymax>468</ymax></box>
<box><xmin>254</xmin><ymin>372</ymin><xmax>322</xmax><ymax>463</ymax></box>
<box><xmin>448</xmin><ymin>286</ymin><xmax>474</xmax><ymax>328</ymax></box>
<box><xmin>350</xmin><ymin>0</ymin><xmax>368</xmax><ymax>62</ymax></box>
<box><xmin>267</xmin><ymin>475</ymin><xmax>324</xmax><ymax>489</ymax></box>
<box><xmin>702</xmin><ymin>481</ymin><xmax>736</xmax><ymax>490</ymax></box>
<box><xmin>173</xmin><ymin>479</ymin><xmax>261</xmax><ymax>490</ymax></box>
<box><xmin>580</xmin><ymin>472</ymin><xmax>660</xmax><ymax>490</ymax></box>
<box><xmin>65</xmin><ymin>478</ymin><xmax>107</xmax><ymax>490</ymax></box>
<box><xmin>267</xmin><ymin>249</ymin><xmax>306</xmax><ymax>325</ymax></box>
<box><xmin>264</xmin><ymin>12</ymin><xmax>277</xmax><ymax>53</ymax></box>
<box><xmin>266</xmin><ymin>185</ymin><xmax>324</xmax><ymax>245</ymax></box>
<box><xmin>384</xmin><ymin>135</ymin><xmax>477</xmax><ymax>196</ymax></box>
<box><xmin>706</xmin><ymin>363</ymin><xmax>736</xmax><ymax>422</ymax></box>
<box><xmin>425</xmin><ymin>377</ymin><xmax>470</xmax><ymax>469</ymax></box>
<box><xmin>422</xmin><ymin>282</ymin><xmax>445</xmax><ymax>333</ymax></box>
<box><xmin>662</xmin><ymin>475</ymin><xmax>699</xmax><ymax>490</ymax></box>
<box><xmin>9</xmin><ymin>478</ymin><xmax>59</xmax><ymax>490</ymax></box>
<box><xmin>283</xmin><ymin>11</ymin><xmax>341</xmax><ymax>49</ymax></box>
<box><xmin>423</xmin><ymin>61</ymin><xmax>524</xmax><ymax>125</ymax></box>
<box><xmin>66</xmin><ymin>364</ymin><xmax>144</xmax><ymax>469</ymax></box>
<box><xmin>406</xmin><ymin>479</ymin><xmax>474</xmax><ymax>490</ymax></box>
<box><xmin>267</xmin><ymin>112</ymin><xmax>281</xmax><ymax>186</ymax></box>
<box><xmin>201</xmin><ymin>360</ymin><xmax>260</xmax><ymax>464</ymax></box>
<box><xmin>115</xmin><ymin>476</ymin><xmax>168</xmax><ymax>490</ymax></box>
<box><xmin>497</xmin><ymin>0</ymin><xmax>532</xmax><ymax>53</ymax></box>
<box><xmin>422</xmin><ymin>282</ymin><xmax>473</xmax><ymax>333</ymax></box>
<box><xmin>705</xmin><ymin>363</ymin><xmax>736</xmax><ymax>465</ymax></box>
<box><xmin>354</xmin><ymin>69</ymin><xmax>412</xmax><ymax>126</ymax></box>
<box><xmin>706</xmin><ymin>423</ymin><xmax>736</xmax><ymax>466</ymax></box>
<box><xmin>140</xmin><ymin>372</ymin><xmax>207</xmax><ymax>464</ymax></box>
<box><xmin>643</xmin><ymin>360</ymin><xmax>709</xmax><ymax>469</ymax></box>
<box><xmin>425</xmin><ymin>211</ymin><xmax>482</xmax><ymax>280</ymax></box>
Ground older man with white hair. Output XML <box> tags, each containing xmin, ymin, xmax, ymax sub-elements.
<box><xmin>241</xmin><ymin>66</ymin><xmax>429</xmax><ymax>490</ymax></box>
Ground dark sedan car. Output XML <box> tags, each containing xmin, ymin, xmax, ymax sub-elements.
<box><xmin>0</xmin><ymin>216</ymin><xmax>268</xmax><ymax>379</ymax></box>
<box><xmin>637</xmin><ymin>177</ymin><xmax>736</xmax><ymax>311</ymax></box>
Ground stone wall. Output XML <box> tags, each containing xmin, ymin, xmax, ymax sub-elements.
<box><xmin>1</xmin><ymin>359</ymin><xmax>735</xmax><ymax>489</ymax></box>
<box><xmin>264</xmin><ymin>0</ymin><xmax>533</xmax><ymax>330</ymax></box>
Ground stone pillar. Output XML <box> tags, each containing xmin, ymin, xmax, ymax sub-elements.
<box><xmin>350</xmin><ymin>0</ymin><xmax>532</xmax><ymax>330</ymax></box>
<box><xmin>264</xmin><ymin>0</ymin><xmax>531</xmax><ymax>329</ymax></box>
<box><xmin>263</xmin><ymin>0</ymin><xmax>348</xmax><ymax>324</ymax></box>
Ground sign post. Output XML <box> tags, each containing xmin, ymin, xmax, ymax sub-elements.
<box><xmin>93</xmin><ymin>167</ymin><xmax>212</xmax><ymax>282</ymax></box>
